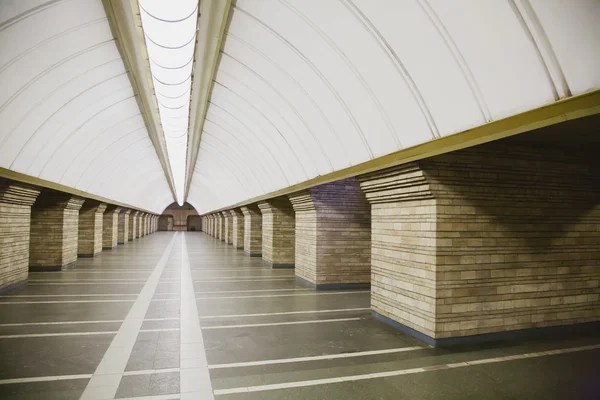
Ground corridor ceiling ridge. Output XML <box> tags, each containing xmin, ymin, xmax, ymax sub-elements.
<box><xmin>1</xmin><ymin>0</ymin><xmax>599</xmax><ymax>215</ymax></box>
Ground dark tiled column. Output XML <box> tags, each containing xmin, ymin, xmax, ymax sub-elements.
<box><xmin>102</xmin><ymin>205</ymin><xmax>121</xmax><ymax>250</ymax></box>
<box><xmin>77</xmin><ymin>201</ymin><xmax>107</xmax><ymax>257</ymax></box>
<box><xmin>289</xmin><ymin>178</ymin><xmax>371</xmax><ymax>289</ymax></box>
<box><xmin>30</xmin><ymin>191</ymin><xmax>85</xmax><ymax>271</ymax></box>
<box><xmin>258</xmin><ymin>197</ymin><xmax>295</xmax><ymax>268</ymax></box>
<box><xmin>0</xmin><ymin>180</ymin><xmax>40</xmax><ymax>291</ymax></box>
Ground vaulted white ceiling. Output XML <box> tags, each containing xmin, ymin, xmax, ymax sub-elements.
<box><xmin>1</xmin><ymin>1</ymin><xmax>599</xmax><ymax>215</ymax></box>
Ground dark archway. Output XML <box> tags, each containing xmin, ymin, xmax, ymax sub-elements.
<box><xmin>161</xmin><ymin>202</ymin><xmax>198</xmax><ymax>231</ymax></box>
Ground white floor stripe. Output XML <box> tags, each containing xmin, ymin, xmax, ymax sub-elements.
<box><xmin>29</xmin><ymin>279</ymin><xmax>178</xmax><ymax>283</ymax></box>
<box><xmin>213</xmin><ymin>344</ymin><xmax>600</xmax><ymax>395</ymax></box>
<box><xmin>0</xmin><ymin>328</ymin><xmax>179</xmax><ymax>339</ymax></box>
<box><xmin>117</xmin><ymin>395</ymin><xmax>179</xmax><ymax>400</ymax></box>
<box><xmin>193</xmin><ymin>278</ymin><xmax>294</xmax><ymax>283</ymax></box>
<box><xmin>0</xmin><ymin>317</ymin><xmax>179</xmax><ymax>327</ymax></box>
<box><xmin>198</xmin><ymin>308</ymin><xmax>370</xmax><ymax>319</ymax></box>
<box><xmin>194</xmin><ymin>288</ymin><xmax>312</xmax><ymax>295</ymax></box>
<box><xmin>180</xmin><ymin>234</ymin><xmax>214</xmax><ymax>398</ymax></box>
<box><xmin>196</xmin><ymin>291</ymin><xmax>368</xmax><ymax>300</ymax></box>
<box><xmin>0</xmin><ymin>294</ymin><xmax>141</xmax><ymax>298</ymax></box>
<box><xmin>79</xmin><ymin>233</ymin><xmax>177</xmax><ymax>400</ymax></box>
<box><xmin>203</xmin><ymin>317</ymin><xmax>363</xmax><ymax>330</ymax></box>
<box><xmin>0</xmin><ymin>374</ymin><xmax>92</xmax><ymax>385</ymax></box>
<box><xmin>0</xmin><ymin>298</ymin><xmax>179</xmax><ymax>305</ymax></box>
<box><xmin>122</xmin><ymin>368</ymin><xmax>180</xmax><ymax>376</ymax></box>
<box><xmin>208</xmin><ymin>346</ymin><xmax>425</xmax><ymax>369</ymax></box>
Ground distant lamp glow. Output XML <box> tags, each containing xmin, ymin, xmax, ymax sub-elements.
<box><xmin>139</xmin><ymin>0</ymin><xmax>198</xmax><ymax>206</ymax></box>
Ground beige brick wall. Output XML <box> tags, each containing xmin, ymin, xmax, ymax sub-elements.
<box><xmin>241</xmin><ymin>206</ymin><xmax>262</xmax><ymax>255</ymax></box>
<box><xmin>118</xmin><ymin>210</ymin><xmax>130</xmax><ymax>244</ymax></box>
<box><xmin>230</xmin><ymin>209</ymin><xmax>244</xmax><ymax>249</ymax></box>
<box><xmin>129</xmin><ymin>211</ymin><xmax>138</xmax><ymax>241</ymax></box>
<box><xmin>258</xmin><ymin>197</ymin><xmax>295</xmax><ymax>266</ymax></box>
<box><xmin>289</xmin><ymin>178</ymin><xmax>371</xmax><ymax>286</ymax></box>
<box><xmin>30</xmin><ymin>192</ymin><xmax>84</xmax><ymax>269</ymax></box>
<box><xmin>360</xmin><ymin>143</ymin><xmax>600</xmax><ymax>339</ymax></box>
<box><xmin>136</xmin><ymin>213</ymin><xmax>142</xmax><ymax>238</ymax></box>
<box><xmin>78</xmin><ymin>201</ymin><xmax>107</xmax><ymax>256</ymax></box>
<box><xmin>103</xmin><ymin>206</ymin><xmax>121</xmax><ymax>249</ymax></box>
<box><xmin>222</xmin><ymin>211</ymin><xmax>233</xmax><ymax>244</ymax></box>
<box><xmin>0</xmin><ymin>181</ymin><xmax>40</xmax><ymax>290</ymax></box>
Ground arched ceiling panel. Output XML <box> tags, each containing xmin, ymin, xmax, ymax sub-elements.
<box><xmin>0</xmin><ymin>0</ymin><xmax>174</xmax><ymax>213</ymax></box>
<box><xmin>188</xmin><ymin>0</ymin><xmax>600</xmax><ymax>214</ymax></box>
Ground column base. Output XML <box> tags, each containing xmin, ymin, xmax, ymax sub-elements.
<box><xmin>245</xmin><ymin>252</ymin><xmax>262</xmax><ymax>257</ymax></box>
<box><xmin>78</xmin><ymin>253</ymin><xmax>100</xmax><ymax>258</ymax></box>
<box><xmin>0</xmin><ymin>279</ymin><xmax>28</xmax><ymax>294</ymax></box>
<box><xmin>263</xmin><ymin>261</ymin><xmax>294</xmax><ymax>269</ymax></box>
<box><xmin>102</xmin><ymin>247</ymin><xmax>115</xmax><ymax>250</ymax></box>
<box><xmin>295</xmin><ymin>276</ymin><xmax>370</xmax><ymax>291</ymax></box>
<box><xmin>29</xmin><ymin>261</ymin><xmax>76</xmax><ymax>272</ymax></box>
<box><xmin>373</xmin><ymin>311</ymin><xmax>600</xmax><ymax>348</ymax></box>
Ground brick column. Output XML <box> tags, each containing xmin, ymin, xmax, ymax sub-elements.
<box><xmin>136</xmin><ymin>212</ymin><xmax>143</xmax><ymax>238</ymax></box>
<box><xmin>216</xmin><ymin>214</ymin><xmax>223</xmax><ymax>240</ymax></box>
<box><xmin>0</xmin><ymin>180</ymin><xmax>40</xmax><ymax>291</ymax></box>
<box><xmin>210</xmin><ymin>215</ymin><xmax>215</xmax><ymax>236</ymax></box>
<box><xmin>102</xmin><ymin>205</ymin><xmax>121</xmax><ymax>250</ymax></box>
<box><xmin>129</xmin><ymin>211</ymin><xmax>138</xmax><ymax>241</ymax></box>
<box><xmin>258</xmin><ymin>197</ymin><xmax>295</xmax><ymax>268</ymax></box>
<box><xmin>241</xmin><ymin>205</ymin><xmax>262</xmax><ymax>256</ymax></box>
<box><xmin>289</xmin><ymin>178</ymin><xmax>371</xmax><ymax>290</ymax></box>
<box><xmin>229</xmin><ymin>209</ymin><xmax>244</xmax><ymax>249</ymax></box>
<box><xmin>359</xmin><ymin>142</ymin><xmax>600</xmax><ymax>346</ymax></box>
<box><xmin>77</xmin><ymin>201</ymin><xmax>107</xmax><ymax>257</ymax></box>
<box><xmin>153</xmin><ymin>215</ymin><xmax>158</xmax><ymax>232</ymax></box>
<box><xmin>221</xmin><ymin>211</ymin><xmax>232</xmax><ymax>244</ymax></box>
<box><xmin>30</xmin><ymin>191</ymin><xmax>85</xmax><ymax>271</ymax></box>
<box><xmin>118</xmin><ymin>209</ymin><xmax>130</xmax><ymax>244</ymax></box>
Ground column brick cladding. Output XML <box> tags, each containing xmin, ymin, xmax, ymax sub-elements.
<box><xmin>0</xmin><ymin>180</ymin><xmax>40</xmax><ymax>291</ymax></box>
<box><xmin>102</xmin><ymin>205</ymin><xmax>121</xmax><ymax>250</ymax></box>
<box><xmin>129</xmin><ymin>211</ymin><xmax>138</xmax><ymax>241</ymax></box>
<box><xmin>136</xmin><ymin>213</ymin><xmax>143</xmax><ymax>238</ymax></box>
<box><xmin>30</xmin><ymin>191</ymin><xmax>85</xmax><ymax>271</ymax></box>
<box><xmin>289</xmin><ymin>178</ymin><xmax>371</xmax><ymax>289</ymax></box>
<box><xmin>222</xmin><ymin>211</ymin><xmax>233</xmax><ymax>244</ymax></box>
<box><xmin>358</xmin><ymin>142</ymin><xmax>600</xmax><ymax>345</ymax></box>
<box><xmin>77</xmin><ymin>201</ymin><xmax>107</xmax><ymax>257</ymax></box>
<box><xmin>258</xmin><ymin>197</ymin><xmax>295</xmax><ymax>268</ymax></box>
<box><xmin>119</xmin><ymin>210</ymin><xmax>130</xmax><ymax>244</ymax></box>
<box><xmin>216</xmin><ymin>214</ymin><xmax>224</xmax><ymax>241</ymax></box>
<box><xmin>230</xmin><ymin>209</ymin><xmax>245</xmax><ymax>249</ymax></box>
<box><xmin>241</xmin><ymin>205</ymin><xmax>262</xmax><ymax>256</ymax></box>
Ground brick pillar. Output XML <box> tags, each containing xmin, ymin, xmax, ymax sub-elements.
<box><xmin>129</xmin><ymin>211</ymin><xmax>138</xmax><ymax>241</ymax></box>
<box><xmin>136</xmin><ymin>212</ymin><xmax>143</xmax><ymax>238</ymax></box>
<box><xmin>289</xmin><ymin>178</ymin><xmax>371</xmax><ymax>289</ymax></box>
<box><xmin>241</xmin><ymin>205</ymin><xmax>262</xmax><ymax>256</ymax></box>
<box><xmin>0</xmin><ymin>180</ymin><xmax>40</xmax><ymax>291</ymax></box>
<box><xmin>222</xmin><ymin>211</ymin><xmax>232</xmax><ymax>244</ymax></box>
<box><xmin>30</xmin><ymin>191</ymin><xmax>85</xmax><ymax>271</ymax></box>
<box><xmin>216</xmin><ymin>214</ymin><xmax>223</xmax><ymax>240</ymax></box>
<box><xmin>102</xmin><ymin>205</ymin><xmax>121</xmax><ymax>250</ymax></box>
<box><xmin>153</xmin><ymin>215</ymin><xmax>157</xmax><ymax>232</ymax></box>
<box><xmin>118</xmin><ymin>209</ymin><xmax>130</xmax><ymax>244</ymax></box>
<box><xmin>77</xmin><ymin>201</ymin><xmax>107</xmax><ymax>257</ymax></box>
<box><xmin>258</xmin><ymin>197</ymin><xmax>295</xmax><ymax>268</ymax></box>
<box><xmin>229</xmin><ymin>209</ymin><xmax>244</xmax><ymax>249</ymax></box>
<box><xmin>210</xmin><ymin>215</ymin><xmax>215</xmax><ymax>236</ymax></box>
<box><xmin>359</xmin><ymin>142</ymin><xmax>600</xmax><ymax>346</ymax></box>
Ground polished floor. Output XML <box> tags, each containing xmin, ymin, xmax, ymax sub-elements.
<box><xmin>0</xmin><ymin>232</ymin><xmax>598</xmax><ymax>399</ymax></box>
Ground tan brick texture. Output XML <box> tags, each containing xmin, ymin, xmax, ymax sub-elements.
<box><xmin>77</xmin><ymin>201</ymin><xmax>107</xmax><ymax>257</ymax></box>
<box><xmin>118</xmin><ymin>210</ymin><xmax>130</xmax><ymax>244</ymax></box>
<box><xmin>241</xmin><ymin>205</ymin><xmax>262</xmax><ymax>256</ymax></box>
<box><xmin>229</xmin><ymin>209</ymin><xmax>244</xmax><ymax>249</ymax></box>
<box><xmin>258</xmin><ymin>197</ymin><xmax>295</xmax><ymax>267</ymax></box>
<box><xmin>102</xmin><ymin>206</ymin><xmax>121</xmax><ymax>249</ymax></box>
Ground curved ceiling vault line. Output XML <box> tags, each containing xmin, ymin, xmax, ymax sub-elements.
<box><xmin>88</xmin><ymin>141</ymin><xmax>156</xmax><ymax>193</ymax></box>
<box><xmin>2</xmin><ymin>57</ymin><xmax>123</xmax><ymax>145</ymax></box>
<box><xmin>203</xmin><ymin>117</ymin><xmax>278</xmax><ymax>189</ymax></box>
<box><xmin>233</xmin><ymin>4</ymin><xmax>374</xmax><ymax>159</ymax></box>
<box><xmin>197</xmin><ymin>141</ymin><xmax>253</xmax><ymax>195</ymax></box>
<box><xmin>78</xmin><ymin>133</ymin><xmax>151</xmax><ymax>189</ymax></box>
<box><xmin>1</xmin><ymin>72</ymin><xmax>128</xmax><ymax>157</ymax></box>
<box><xmin>224</xmin><ymin>33</ymin><xmax>349</xmax><ymax>164</ymax></box>
<box><xmin>279</xmin><ymin>0</ymin><xmax>400</xmax><ymax>149</ymax></box>
<box><xmin>417</xmin><ymin>0</ymin><xmax>491</xmax><ymax>122</ymax></box>
<box><xmin>54</xmin><ymin>112</ymin><xmax>143</xmax><ymax>180</ymax></box>
<box><xmin>212</xmin><ymin>80</ymin><xmax>313</xmax><ymax>179</ymax></box>
<box><xmin>0</xmin><ymin>0</ymin><xmax>71</xmax><ymax>32</ymax></box>
<box><xmin>340</xmin><ymin>0</ymin><xmax>439</xmax><ymax>139</ymax></box>
<box><xmin>209</xmin><ymin>96</ymin><xmax>304</xmax><ymax>183</ymax></box>
<box><xmin>215</xmin><ymin>59</ymin><xmax>334</xmax><ymax>170</ymax></box>
<box><xmin>201</xmin><ymin>127</ymin><xmax>267</xmax><ymax>192</ymax></box>
<box><xmin>206</xmin><ymin>101</ymin><xmax>291</xmax><ymax>186</ymax></box>
<box><xmin>71</xmin><ymin>126</ymin><xmax>148</xmax><ymax>186</ymax></box>
<box><xmin>0</xmin><ymin>40</ymin><xmax>116</xmax><ymax>114</ymax></box>
<box><xmin>0</xmin><ymin>17</ymin><xmax>108</xmax><ymax>75</ymax></box>
<box><xmin>29</xmin><ymin>91</ymin><xmax>136</xmax><ymax>174</ymax></box>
